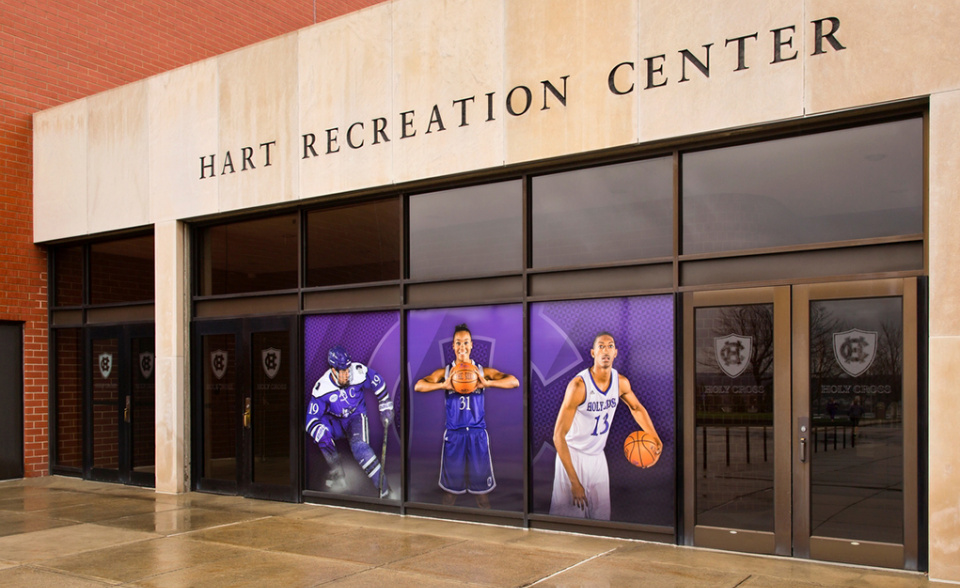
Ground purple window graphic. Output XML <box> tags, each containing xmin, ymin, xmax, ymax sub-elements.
<box><xmin>407</xmin><ymin>304</ymin><xmax>524</xmax><ymax>511</ymax></box>
<box><xmin>530</xmin><ymin>296</ymin><xmax>675</xmax><ymax>526</ymax></box>
<box><xmin>304</xmin><ymin>311</ymin><xmax>401</xmax><ymax>501</ymax></box>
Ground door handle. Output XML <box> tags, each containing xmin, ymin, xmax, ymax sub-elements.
<box><xmin>243</xmin><ymin>397</ymin><xmax>252</xmax><ymax>429</ymax></box>
<box><xmin>798</xmin><ymin>416</ymin><xmax>810</xmax><ymax>463</ymax></box>
<box><xmin>124</xmin><ymin>396</ymin><xmax>131</xmax><ymax>423</ymax></box>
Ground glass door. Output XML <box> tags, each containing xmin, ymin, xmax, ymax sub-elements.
<box><xmin>683</xmin><ymin>287</ymin><xmax>792</xmax><ymax>556</ymax></box>
<box><xmin>86</xmin><ymin>324</ymin><xmax>155</xmax><ymax>486</ymax></box>
<box><xmin>194</xmin><ymin>316</ymin><xmax>299</xmax><ymax>502</ymax></box>
<box><xmin>793</xmin><ymin>279</ymin><xmax>918</xmax><ymax>569</ymax></box>
<box><xmin>684</xmin><ymin>279</ymin><xmax>919</xmax><ymax>570</ymax></box>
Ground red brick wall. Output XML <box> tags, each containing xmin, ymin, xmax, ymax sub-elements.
<box><xmin>1</xmin><ymin>0</ymin><xmax>387</xmax><ymax>477</ymax></box>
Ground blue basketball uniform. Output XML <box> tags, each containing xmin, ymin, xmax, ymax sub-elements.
<box><xmin>306</xmin><ymin>363</ymin><xmax>390</xmax><ymax>489</ymax></box>
<box><xmin>439</xmin><ymin>360</ymin><xmax>495</xmax><ymax>495</ymax></box>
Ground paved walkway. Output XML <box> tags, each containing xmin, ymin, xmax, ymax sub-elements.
<box><xmin>0</xmin><ymin>477</ymin><xmax>937</xmax><ymax>587</ymax></box>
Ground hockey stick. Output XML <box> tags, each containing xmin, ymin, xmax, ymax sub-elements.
<box><xmin>378</xmin><ymin>418</ymin><xmax>389</xmax><ymax>498</ymax></box>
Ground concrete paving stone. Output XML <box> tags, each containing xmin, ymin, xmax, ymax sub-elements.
<box><xmin>321</xmin><ymin>566</ymin><xmax>499</xmax><ymax>588</ymax></box>
<box><xmin>94</xmin><ymin>506</ymin><xmax>265</xmax><ymax>535</ymax></box>
<box><xmin>38</xmin><ymin>536</ymin><xmax>251</xmax><ymax>584</ymax></box>
<box><xmin>40</xmin><ymin>497</ymin><xmax>181</xmax><ymax>523</ymax></box>
<box><xmin>0</xmin><ymin>511</ymin><xmax>77</xmax><ymax>537</ymax></box>
<box><xmin>500</xmin><ymin>528</ymin><xmax>629</xmax><ymax>555</ymax></box>
<box><xmin>0</xmin><ymin>490</ymin><xmax>97</xmax><ymax>514</ymax></box>
<box><xmin>537</xmin><ymin>555</ymin><xmax>748</xmax><ymax>587</ymax></box>
<box><xmin>274</xmin><ymin>526</ymin><xmax>464</xmax><ymax>565</ymax></box>
<box><xmin>0</xmin><ymin>523</ymin><xmax>158</xmax><ymax>563</ymax></box>
<box><xmin>129</xmin><ymin>549</ymin><xmax>368</xmax><ymax>588</ymax></box>
<box><xmin>386</xmin><ymin>539</ymin><xmax>585</xmax><ymax>586</ymax></box>
<box><xmin>0</xmin><ymin>565</ymin><xmax>114</xmax><ymax>587</ymax></box>
<box><xmin>180</xmin><ymin>514</ymin><xmax>349</xmax><ymax>549</ymax></box>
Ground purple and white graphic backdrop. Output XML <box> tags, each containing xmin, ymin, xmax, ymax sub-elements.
<box><xmin>304</xmin><ymin>311</ymin><xmax>401</xmax><ymax>499</ymax></box>
<box><xmin>407</xmin><ymin>304</ymin><xmax>523</xmax><ymax>510</ymax></box>
<box><xmin>530</xmin><ymin>295</ymin><xmax>675</xmax><ymax>526</ymax></box>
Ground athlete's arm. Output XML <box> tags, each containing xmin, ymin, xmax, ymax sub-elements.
<box><xmin>305</xmin><ymin>385</ymin><xmax>332</xmax><ymax>442</ymax></box>
<box><xmin>620</xmin><ymin>375</ymin><xmax>662</xmax><ymax>452</ymax></box>
<box><xmin>479</xmin><ymin>366</ymin><xmax>519</xmax><ymax>389</ymax></box>
<box><xmin>365</xmin><ymin>366</ymin><xmax>394</xmax><ymax>426</ymax></box>
<box><xmin>553</xmin><ymin>375</ymin><xmax>588</xmax><ymax>509</ymax></box>
<box><xmin>414</xmin><ymin>367</ymin><xmax>453</xmax><ymax>392</ymax></box>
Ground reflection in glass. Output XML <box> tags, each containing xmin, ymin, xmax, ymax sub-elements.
<box><xmin>131</xmin><ymin>337</ymin><xmax>155</xmax><ymax>474</ymax></box>
<box><xmin>532</xmin><ymin>158</ymin><xmax>673</xmax><ymax>268</ymax></box>
<box><xmin>695</xmin><ymin>304</ymin><xmax>775</xmax><ymax>532</ymax></box>
<box><xmin>90</xmin><ymin>235</ymin><xmax>155</xmax><ymax>304</ymax></box>
<box><xmin>55</xmin><ymin>328</ymin><xmax>82</xmax><ymax>468</ymax></box>
<box><xmin>251</xmin><ymin>331</ymin><xmax>290</xmax><ymax>485</ymax></box>
<box><xmin>54</xmin><ymin>245</ymin><xmax>83</xmax><ymax>307</ymax></box>
<box><xmin>409</xmin><ymin>181</ymin><xmax>522</xmax><ymax>280</ymax></box>
<box><xmin>682</xmin><ymin>118</ymin><xmax>923</xmax><ymax>255</ymax></box>
<box><xmin>809</xmin><ymin>297</ymin><xmax>903</xmax><ymax>544</ymax></box>
<box><xmin>305</xmin><ymin>199</ymin><xmax>400</xmax><ymax>287</ymax></box>
<box><xmin>198</xmin><ymin>215</ymin><xmax>299</xmax><ymax>295</ymax></box>
<box><xmin>203</xmin><ymin>334</ymin><xmax>237</xmax><ymax>481</ymax></box>
<box><xmin>92</xmin><ymin>338</ymin><xmax>119</xmax><ymax>469</ymax></box>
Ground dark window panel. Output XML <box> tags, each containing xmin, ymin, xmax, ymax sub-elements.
<box><xmin>54</xmin><ymin>245</ymin><xmax>84</xmax><ymax>307</ymax></box>
<box><xmin>54</xmin><ymin>328</ymin><xmax>83</xmax><ymax>469</ymax></box>
<box><xmin>808</xmin><ymin>297</ymin><xmax>904</xmax><ymax>544</ymax></box>
<box><xmin>305</xmin><ymin>198</ymin><xmax>400</xmax><ymax>288</ymax></box>
<box><xmin>90</xmin><ymin>236</ymin><xmax>155</xmax><ymax>305</ymax></box>
<box><xmin>198</xmin><ymin>215</ymin><xmax>299</xmax><ymax>296</ymax></box>
<box><xmin>682</xmin><ymin>119</ymin><xmax>923</xmax><ymax>255</ymax></box>
<box><xmin>409</xmin><ymin>181</ymin><xmax>522</xmax><ymax>281</ymax></box>
<box><xmin>532</xmin><ymin>157</ymin><xmax>673</xmax><ymax>268</ymax></box>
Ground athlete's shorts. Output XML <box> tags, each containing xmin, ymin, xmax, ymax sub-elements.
<box><xmin>549</xmin><ymin>450</ymin><xmax>610</xmax><ymax>520</ymax></box>
<box><xmin>439</xmin><ymin>427</ymin><xmax>496</xmax><ymax>495</ymax></box>
<box><xmin>313</xmin><ymin>410</ymin><xmax>369</xmax><ymax>451</ymax></box>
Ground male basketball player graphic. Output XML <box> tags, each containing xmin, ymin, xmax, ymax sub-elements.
<box><xmin>414</xmin><ymin>323</ymin><xmax>519</xmax><ymax>508</ymax></box>
<box><xmin>550</xmin><ymin>331</ymin><xmax>662</xmax><ymax>520</ymax></box>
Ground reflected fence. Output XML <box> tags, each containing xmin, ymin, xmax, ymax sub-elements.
<box><xmin>696</xmin><ymin>418</ymin><xmax>890</xmax><ymax>470</ymax></box>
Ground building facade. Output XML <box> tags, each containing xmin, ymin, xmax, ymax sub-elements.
<box><xmin>28</xmin><ymin>0</ymin><xmax>960</xmax><ymax>582</ymax></box>
<box><xmin>1</xmin><ymin>0</ymin><xmax>385</xmax><ymax>480</ymax></box>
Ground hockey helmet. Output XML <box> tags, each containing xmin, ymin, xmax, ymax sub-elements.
<box><xmin>327</xmin><ymin>345</ymin><xmax>351</xmax><ymax>370</ymax></box>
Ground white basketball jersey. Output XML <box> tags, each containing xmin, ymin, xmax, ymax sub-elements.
<box><xmin>565</xmin><ymin>368</ymin><xmax>620</xmax><ymax>455</ymax></box>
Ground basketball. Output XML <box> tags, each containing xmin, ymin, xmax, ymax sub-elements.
<box><xmin>624</xmin><ymin>430</ymin><xmax>661</xmax><ymax>468</ymax></box>
<box><xmin>450</xmin><ymin>362</ymin><xmax>479</xmax><ymax>394</ymax></box>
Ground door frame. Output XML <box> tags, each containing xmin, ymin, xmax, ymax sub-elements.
<box><xmin>84</xmin><ymin>322</ymin><xmax>155</xmax><ymax>487</ymax></box>
<box><xmin>0</xmin><ymin>322</ymin><xmax>24</xmax><ymax>480</ymax></box>
<box><xmin>683</xmin><ymin>279</ymin><xmax>919</xmax><ymax>569</ymax></box>
<box><xmin>192</xmin><ymin>315</ymin><xmax>300</xmax><ymax>502</ymax></box>
<box><xmin>682</xmin><ymin>286</ymin><xmax>792</xmax><ymax>556</ymax></box>
<box><xmin>792</xmin><ymin>278</ymin><xmax>918</xmax><ymax>569</ymax></box>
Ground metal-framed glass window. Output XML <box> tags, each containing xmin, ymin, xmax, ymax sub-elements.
<box><xmin>196</xmin><ymin>214</ymin><xmax>299</xmax><ymax>296</ymax></box>
<box><xmin>305</xmin><ymin>198</ymin><xmax>400</xmax><ymax>288</ymax></box>
<box><xmin>408</xmin><ymin>180</ymin><xmax>523</xmax><ymax>281</ymax></box>
<box><xmin>681</xmin><ymin>118</ymin><xmax>923</xmax><ymax>255</ymax></box>
<box><xmin>531</xmin><ymin>157</ymin><xmax>673</xmax><ymax>268</ymax></box>
<box><xmin>90</xmin><ymin>235</ymin><xmax>155</xmax><ymax>305</ymax></box>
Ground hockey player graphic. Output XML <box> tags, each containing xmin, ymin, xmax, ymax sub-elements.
<box><xmin>550</xmin><ymin>332</ymin><xmax>662</xmax><ymax>520</ymax></box>
<box><xmin>306</xmin><ymin>345</ymin><xmax>394</xmax><ymax>497</ymax></box>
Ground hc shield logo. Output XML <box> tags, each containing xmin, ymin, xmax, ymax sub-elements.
<box><xmin>211</xmin><ymin>350</ymin><xmax>228</xmax><ymax>381</ymax></box>
<box><xmin>262</xmin><ymin>348</ymin><xmax>281</xmax><ymax>380</ymax></box>
<box><xmin>139</xmin><ymin>352</ymin><xmax>154</xmax><ymax>380</ymax></box>
<box><xmin>98</xmin><ymin>353</ymin><xmax>113</xmax><ymax>379</ymax></box>
<box><xmin>834</xmin><ymin>329</ymin><xmax>877</xmax><ymax>377</ymax></box>
<box><xmin>714</xmin><ymin>334</ymin><xmax>753</xmax><ymax>378</ymax></box>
